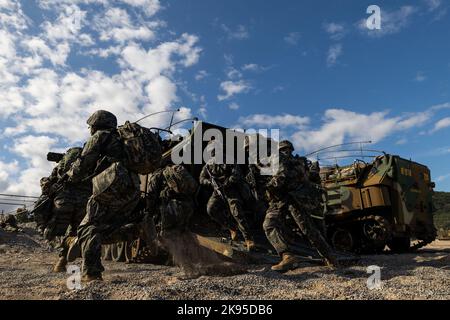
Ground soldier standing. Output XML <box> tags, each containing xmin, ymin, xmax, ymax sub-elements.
<box><xmin>67</xmin><ymin>110</ymin><xmax>141</xmax><ymax>282</ymax></box>
<box><xmin>0</xmin><ymin>214</ymin><xmax>20</xmax><ymax>232</ymax></box>
<box><xmin>199</xmin><ymin>158</ymin><xmax>256</xmax><ymax>251</ymax></box>
<box><xmin>263</xmin><ymin>140</ymin><xmax>339</xmax><ymax>272</ymax></box>
<box><xmin>42</xmin><ymin>147</ymin><xmax>92</xmax><ymax>273</ymax></box>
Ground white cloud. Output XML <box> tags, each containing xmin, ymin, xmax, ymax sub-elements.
<box><xmin>437</xmin><ymin>173</ymin><xmax>450</xmax><ymax>183</ymax></box>
<box><xmin>431</xmin><ymin>117</ymin><xmax>450</xmax><ymax>133</ymax></box>
<box><xmin>0</xmin><ymin>160</ymin><xmax>19</xmax><ymax>192</ymax></box>
<box><xmin>146</xmin><ymin>75</ymin><xmax>178</xmax><ymax>112</ymax></box>
<box><xmin>0</xmin><ymin>0</ymin><xmax>28</xmax><ymax>31</ymax></box>
<box><xmin>424</xmin><ymin>0</ymin><xmax>442</xmax><ymax>11</ymax></box>
<box><xmin>0</xmin><ymin>0</ymin><xmax>201</xmax><ymax>201</ymax></box>
<box><xmin>272</xmin><ymin>85</ymin><xmax>285</xmax><ymax>93</ymax></box>
<box><xmin>226</xmin><ymin>67</ymin><xmax>242</xmax><ymax>79</ymax></box>
<box><xmin>120</xmin><ymin>33</ymin><xmax>201</xmax><ymax>80</ymax></box>
<box><xmin>195</xmin><ymin>70</ymin><xmax>208</xmax><ymax>81</ymax></box>
<box><xmin>23</xmin><ymin>37</ymin><xmax>70</xmax><ymax>66</ymax></box>
<box><xmin>323</xmin><ymin>22</ymin><xmax>346</xmax><ymax>40</ymax></box>
<box><xmin>5</xmin><ymin>135</ymin><xmax>59</xmax><ymax>195</ymax></box>
<box><xmin>358</xmin><ymin>6</ymin><xmax>417</xmax><ymax>37</ymax></box>
<box><xmin>414</xmin><ymin>71</ymin><xmax>427</xmax><ymax>82</ymax></box>
<box><xmin>120</xmin><ymin>0</ymin><xmax>161</xmax><ymax>16</ymax></box>
<box><xmin>221</xmin><ymin>24</ymin><xmax>249</xmax><ymax>40</ymax></box>
<box><xmin>198</xmin><ymin>107</ymin><xmax>207</xmax><ymax>119</ymax></box>
<box><xmin>327</xmin><ymin>44</ymin><xmax>342</xmax><ymax>66</ymax></box>
<box><xmin>42</xmin><ymin>4</ymin><xmax>87</xmax><ymax>43</ymax></box>
<box><xmin>218</xmin><ymin>80</ymin><xmax>251</xmax><ymax>101</ymax></box>
<box><xmin>242</xmin><ymin>63</ymin><xmax>269</xmax><ymax>73</ymax></box>
<box><xmin>291</xmin><ymin>109</ymin><xmax>432</xmax><ymax>152</ymax></box>
<box><xmin>242</xmin><ymin>64</ymin><xmax>259</xmax><ymax>72</ymax></box>
<box><xmin>284</xmin><ymin>32</ymin><xmax>300</xmax><ymax>45</ymax></box>
<box><xmin>430</xmin><ymin>102</ymin><xmax>450</xmax><ymax>111</ymax></box>
<box><xmin>239</xmin><ymin>113</ymin><xmax>310</xmax><ymax>129</ymax></box>
<box><xmin>228</xmin><ymin>102</ymin><xmax>240</xmax><ymax>110</ymax></box>
<box><xmin>95</xmin><ymin>7</ymin><xmax>158</xmax><ymax>43</ymax></box>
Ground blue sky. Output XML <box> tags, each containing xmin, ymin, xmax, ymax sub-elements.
<box><xmin>0</xmin><ymin>0</ymin><xmax>450</xmax><ymax>211</ymax></box>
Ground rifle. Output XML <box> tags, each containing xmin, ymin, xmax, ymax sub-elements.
<box><xmin>29</xmin><ymin>176</ymin><xmax>67</xmax><ymax>217</ymax></box>
<box><xmin>47</xmin><ymin>152</ymin><xmax>64</xmax><ymax>163</ymax></box>
<box><xmin>205</xmin><ymin>166</ymin><xmax>227</xmax><ymax>202</ymax></box>
<box><xmin>246</xmin><ymin>166</ymin><xmax>260</xmax><ymax>201</ymax></box>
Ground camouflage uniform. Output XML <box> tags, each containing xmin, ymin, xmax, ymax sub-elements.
<box><xmin>0</xmin><ymin>214</ymin><xmax>20</xmax><ymax>232</ymax></box>
<box><xmin>308</xmin><ymin>161</ymin><xmax>322</xmax><ymax>185</ymax></box>
<box><xmin>199</xmin><ymin>160</ymin><xmax>254</xmax><ymax>242</ymax></box>
<box><xmin>68</xmin><ymin>110</ymin><xmax>141</xmax><ymax>280</ymax></box>
<box><xmin>147</xmin><ymin>165</ymin><xmax>197</xmax><ymax>237</ymax></box>
<box><xmin>244</xmin><ymin>164</ymin><xmax>270</xmax><ymax>226</ymax></box>
<box><xmin>263</xmin><ymin>141</ymin><xmax>338</xmax><ymax>268</ymax></box>
<box><xmin>44</xmin><ymin>148</ymin><xmax>91</xmax><ymax>242</ymax></box>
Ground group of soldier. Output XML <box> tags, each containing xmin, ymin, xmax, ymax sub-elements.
<box><xmin>30</xmin><ymin>109</ymin><xmax>344</xmax><ymax>282</ymax></box>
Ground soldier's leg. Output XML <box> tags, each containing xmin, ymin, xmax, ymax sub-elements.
<box><xmin>77</xmin><ymin>198</ymin><xmax>105</xmax><ymax>279</ymax></box>
<box><xmin>225</xmin><ymin>191</ymin><xmax>254</xmax><ymax>242</ymax></box>
<box><xmin>288</xmin><ymin>203</ymin><xmax>338</xmax><ymax>266</ymax></box>
<box><xmin>263</xmin><ymin>202</ymin><xmax>292</xmax><ymax>256</ymax></box>
<box><xmin>78</xmin><ymin>223</ymin><xmax>104</xmax><ymax>278</ymax></box>
<box><xmin>263</xmin><ymin>202</ymin><xmax>308</xmax><ymax>272</ymax></box>
<box><xmin>206</xmin><ymin>193</ymin><xmax>236</xmax><ymax>231</ymax></box>
<box><xmin>161</xmin><ymin>199</ymin><xmax>194</xmax><ymax>236</ymax></box>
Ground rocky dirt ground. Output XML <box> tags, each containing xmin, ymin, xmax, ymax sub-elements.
<box><xmin>0</xmin><ymin>224</ymin><xmax>449</xmax><ymax>300</ymax></box>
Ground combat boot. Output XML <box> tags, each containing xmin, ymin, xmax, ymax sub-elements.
<box><xmin>323</xmin><ymin>253</ymin><xmax>342</xmax><ymax>268</ymax></box>
<box><xmin>53</xmin><ymin>256</ymin><xmax>67</xmax><ymax>273</ymax></box>
<box><xmin>271</xmin><ymin>253</ymin><xmax>303</xmax><ymax>272</ymax></box>
<box><xmin>81</xmin><ymin>274</ymin><xmax>103</xmax><ymax>282</ymax></box>
<box><xmin>66</xmin><ymin>236</ymin><xmax>81</xmax><ymax>262</ymax></box>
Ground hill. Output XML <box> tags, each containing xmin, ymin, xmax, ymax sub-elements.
<box><xmin>433</xmin><ymin>191</ymin><xmax>450</xmax><ymax>237</ymax></box>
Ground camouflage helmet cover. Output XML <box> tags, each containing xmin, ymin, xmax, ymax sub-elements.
<box><xmin>87</xmin><ymin>110</ymin><xmax>117</xmax><ymax>129</ymax></box>
<box><xmin>279</xmin><ymin>140</ymin><xmax>294</xmax><ymax>151</ymax></box>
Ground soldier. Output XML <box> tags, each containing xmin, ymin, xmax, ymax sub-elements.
<box><xmin>44</xmin><ymin>148</ymin><xmax>93</xmax><ymax>273</ymax></box>
<box><xmin>29</xmin><ymin>147</ymin><xmax>91</xmax><ymax>273</ymax></box>
<box><xmin>308</xmin><ymin>161</ymin><xmax>322</xmax><ymax>185</ymax></box>
<box><xmin>67</xmin><ymin>110</ymin><xmax>142</xmax><ymax>282</ymax></box>
<box><xmin>0</xmin><ymin>214</ymin><xmax>20</xmax><ymax>232</ymax></box>
<box><xmin>263</xmin><ymin>140</ymin><xmax>340</xmax><ymax>272</ymax></box>
<box><xmin>199</xmin><ymin>147</ymin><xmax>256</xmax><ymax>251</ymax></box>
<box><xmin>146</xmin><ymin>164</ymin><xmax>197</xmax><ymax>241</ymax></box>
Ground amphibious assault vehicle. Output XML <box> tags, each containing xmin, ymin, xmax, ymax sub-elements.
<box><xmin>316</xmin><ymin>151</ymin><xmax>437</xmax><ymax>253</ymax></box>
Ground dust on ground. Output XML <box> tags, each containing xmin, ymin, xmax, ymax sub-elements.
<box><xmin>0</xmin><ymin>224</ymin><xmax>448</xmax><ymax>300</ymax></box>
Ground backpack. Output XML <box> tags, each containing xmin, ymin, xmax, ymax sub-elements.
<box><xmin>163</xmin><ymin>165</ymin><xmax>198</xmax><ymax>195</ymax></box>
<box><xmin>117</xmin><ymin>121</ymin><xmax>162</xmax><ymax>174</ymax></box>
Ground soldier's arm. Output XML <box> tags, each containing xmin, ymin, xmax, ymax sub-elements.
<box><xmin>227</xmin><ymin>164</ymin><xmax>241</xmax><ymax>184</ymax></box>
<box><xmin>267</xmin><ymin>160</ymin><xmax>288</xmax><ymax>190</ymax></box>
<box><xmin>147</xmin><ymin>170</ymin><xmax>163</xmax><ymax>209</ymax></box>
<box><xmin>199</xmin><ymin>165</ymin><xmax>211</xmax><ymax>186</ymax></box>
<box><xmin>47</xmin><ymin>166</ymin><xmax>59</xmax><ymax>184</ymax></box>
<box><xmin>67</xmin><ymin>132</ymin><xmax>106</xmax><ymax>182</ymax></box>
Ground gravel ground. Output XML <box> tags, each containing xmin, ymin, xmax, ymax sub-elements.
<box><xmin>0</xmin><ymin>225</ymin><xmax>449</xmax><ymax>300</ymax></box>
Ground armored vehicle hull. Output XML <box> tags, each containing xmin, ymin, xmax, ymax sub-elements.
<box><xmin>320</xmin><ymin>155</ymin><xmax>437</xmax><ymax>253</ymax></box>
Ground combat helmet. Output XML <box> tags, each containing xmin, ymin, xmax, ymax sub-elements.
<box><xmin>278</xmin><ymin>140</ymin><xmax>294</xmax><ymax>152</ymax></box>
<box><xmin>87</xmin><ymin>110</ymin><xmax>117</xmax><ymax>129</ymax></box>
